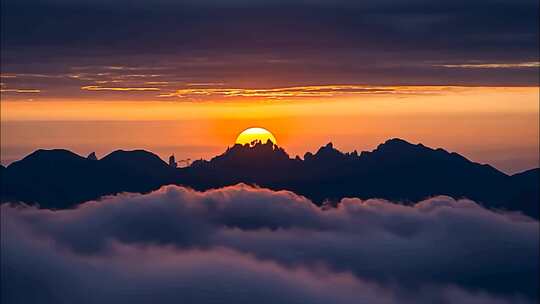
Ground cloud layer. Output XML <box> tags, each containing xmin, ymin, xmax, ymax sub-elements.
<box><xmin>2</xmin><ymin>184</ymin><xmax>538</xmax><ymax>303</ymax></box>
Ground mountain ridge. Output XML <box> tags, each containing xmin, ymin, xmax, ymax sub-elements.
<box><xmin>1</xmin><ymin>138</ymin><xmax>538</xmax><ymax>218</ymax></box>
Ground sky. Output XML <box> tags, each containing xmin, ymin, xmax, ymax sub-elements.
<box><xmin>1</xmin><ymin>0</ymin><xmax>539</xmax><ymax>173</ymax></box>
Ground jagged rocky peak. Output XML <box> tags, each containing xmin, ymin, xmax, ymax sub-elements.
<box><xmin>204</xmin><ymin>140</ymin><xmax>291</xmax><ymax>167</ymax></box>
<box><xmin>87</xmin><ymin>152</ymin><xmax>98</xmax><ymax>160</ymax></box>
<box><xmin>168</xmin><ymin>154</ymin><xmax>177</xmax><ymax>168</ymax></box>
<box><xmin>241</xmin><ymin>139</ymin><xmax>276</xmax><ymax>148</ymax></box>
<box><xmin>316</xmin><ymin>142</ymin><xmax>340</xmax><ymax>156</ymax></box>
<box><xmin>304</xmin><ymin>142</ymin><xmax>359</xmax><ymax>162</ymax></box>
<box><xmin>230</xmin><ymin>139</ymin><xmax>285</xmax><ymax>154</ymax></box>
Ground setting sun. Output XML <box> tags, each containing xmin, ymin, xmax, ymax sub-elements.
<box><xmin>235</xmin><ymin>127</ymin><xmax>277</xmax><ymax>146</ymax></box>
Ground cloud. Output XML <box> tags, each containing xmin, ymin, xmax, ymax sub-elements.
<box><xmin>0</xmin><ymin>81</ymin><xmax>41</xmax><ymax>94</ymax></box>
<box><xmin>1</xmin><ymin>237</ymin><xmax>530</xmax><ymax>304</ymax></box>
<box><xmin>186</xmin><ymin>82</ymin><xmax>226</xmax><ymax>86</ymax></box>
<box><xmin>2</xmin><ymin>0</ymin><xmax>538</xmax><ymax>89</ymax></box>
<box><xmin>0</xmin><ymin>88</ymin><xmax>41</xmax><ymax>93</ymax></box>
<box><xmin>0</xmin><ymin>73</ymin><xmax>60</xmax><ymax>79</ymax></box>
<box><xmin>157</xmin><ymin>85</ymin><xmax>463</xmax><ymax>99</ymax></box>
<box><xmin>436</xmin><ymin>62</ymin><xmax>540</xmax><ymax>69</ymax></box>
<box><xmin>2</xmin><ymin>184</ymin><xmax>538</xmax><ymax>303</ymax></box>
<box><xmin>99</xmin><ymin>65</ymin><xmax>169</xmax><ymax>71</ymax></box>
<box><xmin>81</xmin><ymin>85</ymin><xmax>161</xmax><ymax>91</ymax></box>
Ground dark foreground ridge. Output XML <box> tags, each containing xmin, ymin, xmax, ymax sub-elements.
<box><xmin>1</xmin><ymin>138</ymin><xmax>538</xmax><ymax>218</ymax></box>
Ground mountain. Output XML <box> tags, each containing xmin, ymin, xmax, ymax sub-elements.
<box><xmin>507</xmin><ymin>168</ymin><xmax>539</xmax><ymax>217</ymax></box>
<box><xmin>98</xmin><ymin>149</ymin><xmax>175</xmax><ymax>193</ymax></box>
<box><xmin>180</xmin><ymin>139</ymin><xmax>528</xmax><ymax>213</ymax></box>
<box><xmin>1</xmin><ymin>149</ymin><xmax>175</xmax><ymax>209</ymax></box>
<box><xmin>1</xmin><ymin>139</ymin><xmax>538</xmax><ymax>218</ymax></box>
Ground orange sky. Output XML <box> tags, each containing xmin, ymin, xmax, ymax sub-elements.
<box><xmin>1</xmin><ymin>86</ymin><xmax>538</xmax><ymax>174</ymax></box>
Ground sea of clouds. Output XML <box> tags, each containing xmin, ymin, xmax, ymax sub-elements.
<box><xmin>2</xmin><ymin>184</ymin><xmax>538</xmax><ymax>304</ymax></box>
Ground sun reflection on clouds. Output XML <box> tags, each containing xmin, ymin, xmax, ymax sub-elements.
<box><xmin>157</xmin><ymin>85</ymin><xmax>473</xmax><ymax>100</ymax></box>
<box><xmin>81</xmin><ymin>85</ymin><xmax>161</xmax><ymax>91</ymax></box>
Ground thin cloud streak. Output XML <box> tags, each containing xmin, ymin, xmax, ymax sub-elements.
<box><xmin>186</xmin><ymin>82</ymin><xmax>226</xmax><ymax>86</ymax></box>
<box><xmin>0</xmin><ymin>88</ymin><xmax>41</xmax><ymax>93</ymax></box>
<box><xmin>81</xmin><ymin>85</ymin><xmax>161</xmax><ymax>92</ymax></box>
<box><xmin>437</xmin><ymin>62</ymin><xmax>540</xmax><ymax>69</ymax></box>
<box><xmin>157</xmin><ymin>85</ymin><xmax>471</xmax><ymax>99</ymax></box>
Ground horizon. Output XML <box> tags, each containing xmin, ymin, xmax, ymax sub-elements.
<box><xmin>2</xmin><ymin>86</ymin><xmax>538</xmax><ymax>174</ymax></box>
<box><xmin>3</xmin><ymin>136</ymin><xmax>538</xmax><ymax>175</ymax></box>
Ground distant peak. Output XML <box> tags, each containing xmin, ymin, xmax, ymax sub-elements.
<box><xmin>317</xmin><ymin>142</ymin><xmax>338</xmax><ymax>153</ymax></box>
<box><xmin>101</xmin><ymin>149</ymin><xmax>167</xmax><ymax>164</ymax></box>
<box><xmin>25</xmin><ymin>149</ymin><xmax>85</xmax><ymax>160</ymax></box>
<box><xmin>382</xmin><ymin>138</ymin><xmax>412</xmax><ymax>146</ymax></box>
<box><xmin>376</xmin><ymin>138</ymin><xmax>421</xmax><ymax>151</ymax></box>
<box><xmin>7</xmin><ymin>149</ymin><xmax>87</xmax><ymax>170</ymax></box>
<box><xmin>300</xmin><ymin>142</ymin><xmax>351</xmax><ymax>163</ymax></box>
<box><xmin>106</xmin><ymin>149</ymin><xmax>152</xmax><ymax>155</ymax></box>
<box><xmin>87</xmin><ymin>152</ymin><xmax>98</xmax><ymax>160</ymax></box>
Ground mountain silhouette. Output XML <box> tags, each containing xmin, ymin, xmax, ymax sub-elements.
<box><xmin>1</xmin><ymin>149</ymin><xmax>176</xmax><ymax>209</ymax></box>
<box><xmin>1</xmin><ymin>139</ymin><xmax>538</xmax><ymax>218</ymax></box>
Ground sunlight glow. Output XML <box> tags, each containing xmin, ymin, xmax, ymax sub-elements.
<box><xmin>235</xmin><ymin>127</ymin><xmax>277</xmax><ymax>146</ymax></box>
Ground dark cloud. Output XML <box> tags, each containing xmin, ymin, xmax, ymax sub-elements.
<box><xmin>1</xmin><ymin>0</ymin><xmax>538</xmax><ymax>92</ymax></box>
<box><xmin>2</xmin><ymin>184</ymin><xmax>538</xmax><ymax>303</ymax></box>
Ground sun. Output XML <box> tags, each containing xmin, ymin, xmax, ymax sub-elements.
<box><xmin>235</xmin><ymin>127</ymin><xmax>277</xmax><ymax>146</ymax></box>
